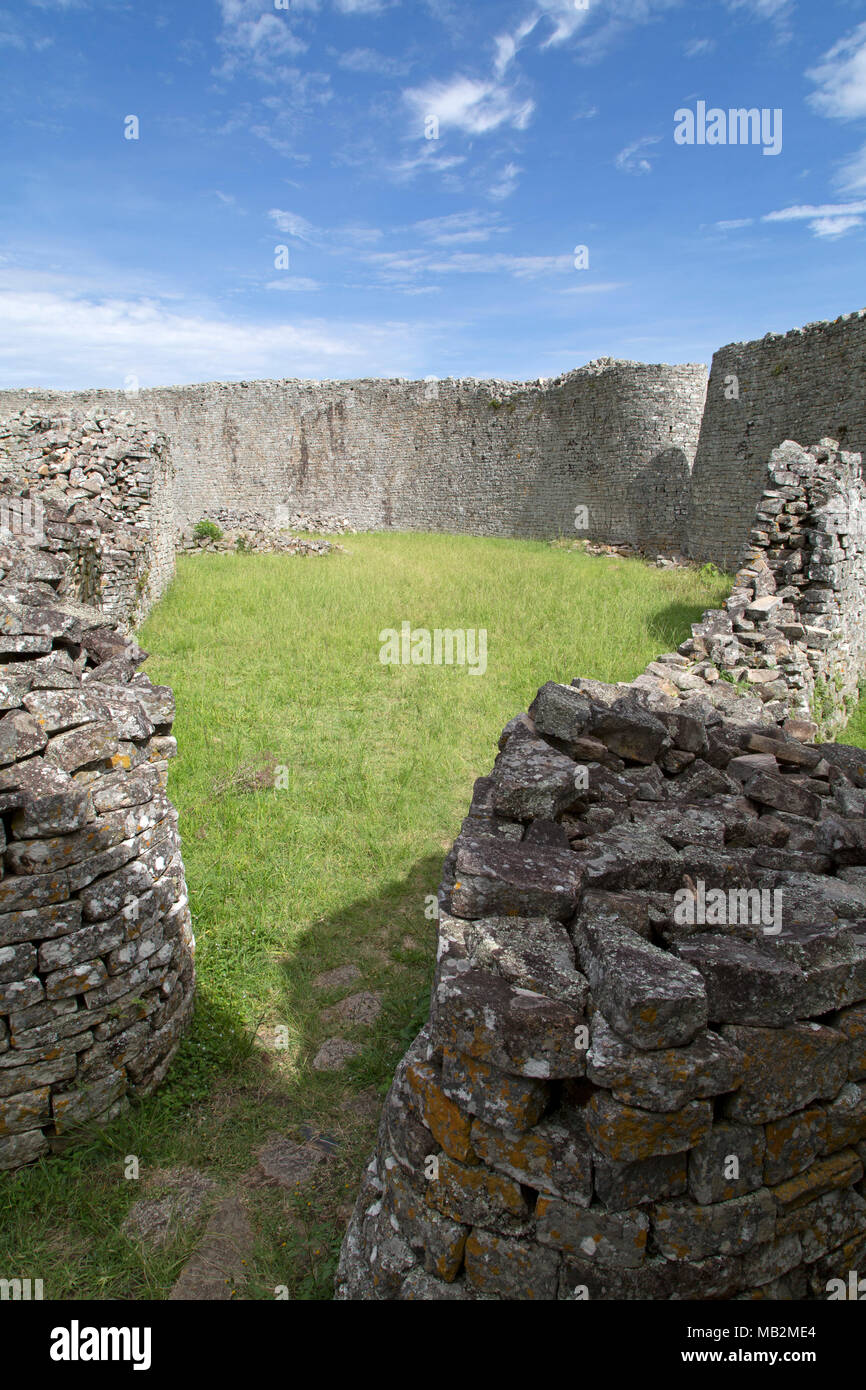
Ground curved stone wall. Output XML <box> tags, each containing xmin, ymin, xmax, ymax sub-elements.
<box><xmin>337</xmin><ymin>441</ymin><xmax>866</xmax><ymax>1301</ymax></box>
<box><xmin>688</xmin><ymin>311</ymin><xmax>866</xmax><ymax>570</ymax></box>
<box><xmin>2</xmin><ymin>308</ymin><xmax>866</xmax><ymax>572</ymax></box>
<box><xmin>0</xmin><ymin>408</ymin><xmax>177</xmax><ymax>627</ymax></box>
<box><xmin>0</xmin><ymin>362</ymin><xmax>708</xmax><ymax>553</ymax></box>
<box><xmin>0</xmin><ymin>420</ymin><xmax>193</xmax><ymax>1173</ymax></box>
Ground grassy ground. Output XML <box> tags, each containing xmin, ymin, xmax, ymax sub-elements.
<box><xmin>0</xmin><ymin>533</ymin><xmax>730</xmax><ymax>1300</ymax></box>
<box><xmin>841</xmin><ymin>699</ymin><xmax>866</xmax><ymax>750</ymax></box>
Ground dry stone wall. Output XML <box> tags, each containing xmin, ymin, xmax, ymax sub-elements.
<box><xmin>688</xmin><ymin>311</ymin><xmax>866</xmax><ymax>570</ymax></box>
<box><xmin>0</xmin><ymin>418</ymin><xmax>193</xmax><ymax>1172</ymax></box>
<box><xmin>635</xmin><ymin>439</ymin><xmax>866</xmax><ymax>738</ymax></box>
<box><xmin>337</xmin><ymin>441</ymin><xmax>866</xmax><ymax>1301</ymax></box>
<box><xmin>0</xmin><ymin>409</ymin><xmax>176</xmax><ymax>629</ymax></box>
<box><xmin>1</xmin><ymin>310</ymin><xmax>866</xmax><ymax>575</ymax></box>
<box><xmin>0</xmin><ymin>363</ymin><xmax>708</xmax><ymax>553</ymax></box>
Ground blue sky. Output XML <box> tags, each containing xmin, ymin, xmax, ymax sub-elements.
<box><xmin>1</xmin><ymin>0</ymin><xmax>865</xmax><ymax>387</ymax></box>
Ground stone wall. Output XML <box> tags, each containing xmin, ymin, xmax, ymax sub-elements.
<box><xmin>337</xmin><ymin>441</ymin><xmax>866</xmax><ymax>1301</ymax></box>
<box><xmin>0</xmin><ymin>363</ymin><xmax>708</xmax><ymax>553</ymax></box>
<box><xmin>0</xmin><ymin>424</ymin><xmax>193</xmax><ymax>1173</ymax></box>
<box><xmin>634</xmin><ymin>439</ymin><xmax>866</xmax><ymax>739</ymax></box>
<box><xmin>0</xmin><ymin>409</ymin><xmax>177</xmax><ymax>629</ymax></box>
<box><xmin>688</xmin><ymin>311</ymin><xmax>866</xmax><ymax>570</ymax></box>
<box><xmin>2</xmin><ymin>310</ymin><xmax>866</xmax><ymax>573</ymax></box>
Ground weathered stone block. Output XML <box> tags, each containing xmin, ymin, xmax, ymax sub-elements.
<box><xmin>432</xmin><ymin>969</ymin><xmax>586</xmax><ymax>1079</ymax></box>
<box><xmin>652</xmin><ymin>1188</ymin><xmax>775</xmax><ymax>1261</ymax></box>
<box><xmin>593</xmin><ymin>1150</ymin><xmax>687</xmax><ymax>1211</ymax></box>
<box><xmin>490</xmin><ymin>736</ymin><xmax>579</xmax><ymax>821</ymax></box>
<box><xmin>527</xmin><ymin>682</ymin><xmax>593</xmax><ymax>747</ymax></box>
<box><xmin>722</xmin><ymin>1022</ymin><xmax>849</xmax><ymax>1123</ymax></box>
<box><xmin>584</xmin><ymin>1091</ymin><xmax>712</xmax><ymax>1163</ymax></box>
<box><xmin>575</xmin><ymin>916</ymin><xmax>706</xmax><ymax>1050</ymax></box>
<box><xmin>586</xmin><ymin>1012</ymin><xmax>743</xmax><ymax>1111</ymax></box>
<box><xmin>770</xmin><ymin>1148</ymin><xmax>863</xmax><ymax>1215</ymax></box>
<box><xmin>425</xmin><ymin>1153</ymin><xmax>529</xmax><ymax>1232</ymax></box>
<box><xmin>405</xmin><ymin>1059</ymin><xmax>474</xmax><ymax>1163</ymax></box>
<box><xmin>451</xmin><ymin>837</ymin><xmax>583</xmax><ymax>921</ymax></box>
<box><xmin>678</xmin><ymin>934</ymin><xmax>806</xmax><ymax>1027</ymax></box>
<box><xmin>537</xmin><ymin>1194</ymin><xmax>649</xmax><ymax>1267</ymax></box>
<box><xmin>382</xmin><ymin>1157</ymin><xmax>467</xmax><ymax>1282</ymax></box>
<box><xmin>469</xmin><ymin>1115</ymin><xmax>592</xmax><ymax>1205</ymax></box>
<box><xmin>821</xmin><ymin>1081</ymin><xmax>866</xmax><ymax>1154</ymax></box>
<box><xmin>465</xmin><ymin>1229</ymin><xmax>560</xmax><ymax>1300</ymax></box>
<box><xmin>763</xmin><ymin>1106</ymin><xmax>827</xmax><ymax>1185</ymax></box>
<box><xmin>440</xmin><ymin>1050</ymin><xmax>550</xmax><ymax>1131</ymax></box>
<box><xmin>688</xmin><ymin>1122</ymin><xmax>767</xmax><ymax>1205</ymax></box>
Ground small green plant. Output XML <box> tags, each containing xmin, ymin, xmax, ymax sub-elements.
<box><xmin>699</xmin><ymin>561</ymin><xmax>723</xmax><ymax>582</ymax></box>
<box><xmin>811</xmin><ymin>676</ymin><xmax>836</xmax><ymax>731</ymax></box>
<box><xmin>235</xmin><ymin>533</ymin><xmax>252</xmax><ymax>553</ymax></box>
<box><xmin>193</xmin><ymin>519</ymin><xmax>222</xmax><ymax>542</ymax></box>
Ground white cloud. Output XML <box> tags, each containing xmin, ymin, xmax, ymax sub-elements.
<box><xmin>362</xmin><ymin>246</ymin><xmax>572</xmax><ymax>290</ymax></box>
<box><xmin>807</xmin><ymin>22</ymin><xmax>866</xmax><ymax>121</ymax></box>
<box><xmin>334</xmin><ymin>0</ymin><xmax>392</xmax><ymax>11</ymax></box>
<box><xmin>218</xmin><ymin>6</ymin><xmax>308</xmax><ymax>76</ymax></box>
<box><xmin>561</xmin><ymin>281</ymin><xmax>627</xmax><ymax>295</ymax></box>
<box><xmin>716</xmin><ymin>218</ymin><xmax>754</xmax><ymax>229</ymax></box>
<box><xmin>615</xmin><ymin>135</ymin><xmax>662</xmax><ymax>175</ymax></box>
<box><xmin>269</xmin><ymin>209</ymin><xmax>319</xmax><ymax>241</ymax></box>
<box><xmin>763</xmin><ymin>201</ymin><xmax>866</xmax><ymax>238</ymax></box>
<box><xmin>489</xmin><ymin>162</ymin><xmax>522</xmax><ymax>200</ymax></box>
<box><xmin>265</xmin><ymin>277</ymin><xmax>321</xmax><ymax>291</ymax></box>
<box><xmin>534</xmin><ymin>0</ymin><xmax>593</xmax><ymax>48</ymax></box>
<box><xmin>0</xmin><ymin>277</ymin><xmax>423</xmax><ymax>388</ymax></box>
<box><xmin>412</xmin><ymin>211</ymin><xmax>502</xmax><ymax>245</ymax></box>
<box><xmin>724</xmin><ymin>0</ymin><xmax>793</xmax><ymax>26</ymax></box>
<box><xmin>336</xmin><ymin>46</ymin><xmax>410</xmax><ymax>75</ymax></box>
<box><xmin>388</xmin><ymin>146</ymin><xmax>466</xmax><ymax>183</ymax></box>
<box><xmin>684</xmin><ymin>38</ymin><xmax>715</xmax><ymax>58</ymax></box>
<box><xmin>809</xmin><ymin>215</ymin><xmax>863</xmax><ymax>238</ymax></box>
<box><xmin>403</xmin><ymin>76</ymin><xmax>534</xmax><ymax>135</ymax></box>
<box><xmin>837</xmin><ymin>143</ymin><xmax>866</xmax><ymax>193</ymax></box>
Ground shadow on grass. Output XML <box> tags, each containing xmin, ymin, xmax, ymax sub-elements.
<box><xmin>270</xmin><ymin>850</ymin><xmax>445</xmax><ymax>1097</ymax></box>
<box><xmin>645</xmin><ymin>597</ymin><xmax>725</xmax><ymax>657</ymax></box>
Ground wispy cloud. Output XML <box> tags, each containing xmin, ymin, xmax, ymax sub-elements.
<box><xmin>561</xmin><ymin>281</ymin><xmax>627</xmax><ymax>295</ymax></box>
<box><xmin>684</xmin><ymin>37</ymin><xmax>715</xmax><ymax>58</ymax></box>
<box><xmin>217</xmin><ymin>2</ymin><xmax>308</xmax><ymax>79</ymax></box>
<box><xmin>412</xmin><ymin>211</ymin><xmax>504</xmax><ymax>245</ymax></box>
<box><xmin>265</xmin><ymin>277</ymin><xmax>322</xmax><ymax>291</ymax></box>
<box><xmin>366</xmin><ymin>248</ymin><xmax>572</xmax><ymax>286</ymax></box>
<box><xmin>489</xmin><ymin>162</ymin><xmax>522</xmax><ymax>200</ymax></box>
<box><xmin>403</xmin><ymin>75</ymin><xmax>534</xmax><ymax>135</ymax></box>
<box><xmin>716</xmin><ymin>218</ymin><xmax>753</xmax><ymax>230</ymax></box>
<box><xmin>615</xmin><ymin>135</ymin><xmax>662</xmax><ymax>175</ymax></box>
<box><xmin>334</xmin><ymin>0</ymin><xmax>394</xmax><ymax>12</ymax></box>
<box><xmin>807</xmin><ymin>21</ymin><xmax>866</xmax><ymax>121</ymax></box>
<box><xmin>763</xmin><ymin>201</ymin><xmax>866</xmax><ymax>238</ymax></box>
<box><xmin>0</xmin><ymin>274</ymin><xmax>425</xmax><ymax>388</ymax></box>
<box><xmin>388</xmin><ymin>145</ymin><xmax>466</xmax><ymax>183</ymax></box>
<box><xmin>335</xmin><ymin>46</ymin><xmax>411</xmax><ymax>76</ymax></box>
<box><xmin>269</xmin><ymin>209</ymin><xmax>319</xmax><ymax>242</ymax></box>
<box><xmin>837</xmin><ymin>145</ymin><xmax>866</xmax><ymax>194</ymax></box>
<box><xmin>724</xmin><ymin>0</ymin><xmax>794</xmax><ymax>36</ymax></box>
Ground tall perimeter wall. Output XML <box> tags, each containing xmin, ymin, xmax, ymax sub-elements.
<box><xmin>0</xmin><ymin>364</ymin><xmax>708</xmax><ymax>553</ymax></box>
<box><xmin>689</xmin><ymin>311</ymin><xmax>866</xmax><ymax>569</ymax></box>
<box><xmin>1</xmin><ymin>309</ymin><xmax>865</xmax><ymax>568</ymax></box>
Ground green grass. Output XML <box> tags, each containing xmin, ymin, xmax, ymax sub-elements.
<box><xmin>0</xmin><ymin>532</ymin><xmax>730</xmax><ymax>1300</ymax></box>
<box><xmin>841</xmin><ymin>697</ymin><xmax>866</xmax><ymax>750</ymax></box>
